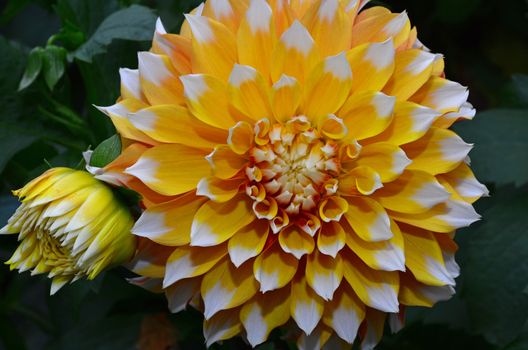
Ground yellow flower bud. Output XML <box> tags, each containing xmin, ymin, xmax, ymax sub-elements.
<box><xmin>1</xmin><ymin>167</ymin><xmax>136</xmax><ymax>294</ymax></box>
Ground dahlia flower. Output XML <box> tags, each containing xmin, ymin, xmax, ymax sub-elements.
<box><xmin>96</xmin><ymin>0</ymin><xmax>487</xmax><ymax>347</ymax></box>
<box><xmin>1</xmin><ymin>168</ymin><xmax>136</xmax><ymax>294</ymax></box>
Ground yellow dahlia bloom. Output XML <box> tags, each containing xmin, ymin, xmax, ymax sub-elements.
<box><xmin>1</xmin><ymin>168</ymin><xmax>136</xmax><ymax>294</ymax></box>
<box><xmin>98</xmin><ymin>0</ymin><xmax>488</xmax><ymax>347</ymax></box>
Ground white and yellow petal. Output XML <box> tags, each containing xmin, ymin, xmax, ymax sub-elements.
<box><xmin>254</xmin><ymin>245</ymin><xmax>298</xmax><ymax>292</ymax></box>
<box><xmin>306</xmin><ymin>249</ymin><xmax>344</xmax><ymax>300</ymax></box>
<box><xmin>191</xmin><ymin>195</ymin><xmax>255</xmax><ymax>246</ymax></box>
<box><xmin>132</xmin><ymin>194</ymin><xmax>206</xmax><ymax>246</ymax></box>
<box><xmin>345</xmin><ymin>39</ymin><xmax>394</xmax><ymax>93</ymax></box>
<box><xmin>125</xmin><ymin>144</ymin><xmax>210</xmax><ymax>196</ymax></box>
<box><xmin>185</xmin><ymin>14</ymin><xmax>237</xmax><ymax>80</ymax></box>
<box><xmin>302</xmin><ymin>53</ymin><xmax>353</xmax><ymax>121</ymax></box>
<box><xmin>163</xmin><ymin>244</ymin><xmax>227</xmax><ymax>287</ymax></box>
<box><xmin>240</xmin><ymin>288</ymin><xmax>291</xmax><ymax>347</ymax></box>
<box><xmin>201</xmin><ymin>259</ymin><xmax>259</xmax><ymax>319</ymax></box>
<box><xmin>271</xmin><ymin>20</ymin><xmax>320</xmax><ymax>83</ymax></box>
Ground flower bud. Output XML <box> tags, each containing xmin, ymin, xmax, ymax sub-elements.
<box><xmin>1</xmin><ymin>167</ymin><xmax>136</xmax><ymax>294</ymax></box>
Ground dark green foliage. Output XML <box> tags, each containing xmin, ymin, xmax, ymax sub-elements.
<box><xmin>462</xmin><ymin>188</ymin><xmax>528</xmax><ymax>346</ymax></box>
<box><xmin>0</xmin><ymin>0</ymin><xmax>527</xmax><ymax>349</ymax></box>
<box><xmin>89</xmin><ymin>134</ymin><xmax>122</xmax><ymax>167</ymax></box>
<box><xmin>454</xmin><ymin>109</ymin><xmax>528</xmax><ymax>187</ymax></box>
<box><xmin>74</xmin><ymin>5</ymin><xmax>157</xmax><ymax>62</ymax></box>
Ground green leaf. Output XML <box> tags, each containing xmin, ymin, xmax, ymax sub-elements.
<box><xmin>0</xmin><ymin>317</ymin><xmax>27</xmax><ymax>350</ymax></box>
<box><xmin>504</xmin><ymin>331</ymin><xmax>528</xmax><ymax>350</ymax></box>
<box><xmin>48</xmin><ymin>314</ymin><xmax>143</xmax><ymax>350</ymax></box>
<box><xmin>0</xmin><ymin>0</ymin><xmax>32</xmax><ymax>25</ymax></box>
<box><xmin>377</xmin><ymin>322</ymin><xmax>494</xmax><ymax>350</ymax></box>
<box><xmin>18</xmin><ymin>47</ymin><xmax>43</xmax><ymax>91</ymax></box>
<box><xmin>462</xmin><ymin>187</ymin><xmax>528</xmax><ymax>346</ymax></box>
<box><xmin>0</xmin><ymin>122</ymin><xmax>41</xmax><ymax>174</ymax></box>
<box><xmin>453</xmin><ymin>109</ymin><xmax>528</xmax><ymax>186</ymax></box>
<box><xmin>54</xmin><ymin>0</ymin><xmax>120</xmax><ymax>37</ymax></box>
<box><xmin>90</xmin><ymin>135</ymin><xmax>121</xmax><ymax>168</ymax></box>
<box><xmin>48</xmin><ymin>21</ymin><xmax>86</xmax><ymax>51</ymax></box>
<box><xmin>512</xmin><ymin>74</ymin><xmax>528</xmax><ymax>107</ymax></box>
<box><xmin>41</xmin><ymin>45</ymin><xmax>67</xmax><ymax>90</ymax></box>
<box><xmin>74</xmin><ymin>5</ymin><xmax>157</xmax><ymax>63</ymax></box>
<box><xmin>0</xmin><ymin>195</ymin><xmax>18</xmax><ymax>226</ymax></box>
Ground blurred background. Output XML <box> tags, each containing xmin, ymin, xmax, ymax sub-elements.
<box><xmin>0</xmin><ymin>0</ymin><xmax>527</xmax><ymax>349</ymax></box>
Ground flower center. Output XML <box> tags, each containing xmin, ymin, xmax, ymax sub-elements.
<box><xmin>245</xmin><ymin>117</ymin><xmax>341</xmax><ymax>222</ymax></box>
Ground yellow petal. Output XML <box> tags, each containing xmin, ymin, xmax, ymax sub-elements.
<box><xmin>180</xmin><ymin>73</ymin><xmax>237</xmax><ymax>129</ymax></box>
<box><xmin>191</xmin><ymin>195</ymin><xmax>255</xmax><ymax>246</ymax></box>
<box><xmin>433</xmin><ymin>101</ymin><xmax>476</xmax><ymax>129</ymax></box>
<box><xmin>343</xmin><ymin>253</ymin><xmax>399</xmax><ymax>312</ymax></box>
<box><xmin>365</xmin><ymin>101</ymin><xmax>440</xmax><ymax>146</ymax></box>
<box><xmin>163</xmin><ymin>243</ymin><xmax>227</xmax><ymax>287</ymax></box>
<box><xmin>360</xmin><ymin>309</ymin><xmax>387</xmax><ymax>350</ymax></box>
<box><xmin>152</xmin><ymin>21</ymin><xmax>192</xmax><ymax>74</ymax></box>
<box><xmin>390</xmin><ymin>199</ymin><xmax>480</xmax><ymax>233</ymax></box>
<box><xmin>269</xmin><ymin>0</ymin><xmax>295</xmax><ymax>36</ymax></box>
<box><xmin>302</xmin><ymin>53</ymin><xmax>353</xmax><ymax>121</ymax></box>
<box><xmin>338</xmin><ymin>90</ymin><xmax>395</xmax><ymax>140</ymax></box>
<box><xmin>344</xmin><ymin>197</ymin><xmax>393</xmax><ymax>242</ymax></box>
<box><xmin>318</xmin><ymin>114</ymin><xmax>348</xmax><ymax>140</ymax></box>
<box><xmin>228</xmin><ymin>121</ymin><xmax>254</xmax><ymax>155</ymax></box>
<box><xmin>399</xmin><ymin>272</ymin><xmax>455</xmax><ymax>307</ymax></box>
<box><xmin>201</xmin><ymin>259</ymin><xmax>259</xmax><ymax>319</ymax></box>
<box><xmin>138</xmin><ymin>52</ymin><xmax>185</xmax><ymax>106</ymax></box>
<box><xmin>438</xmin><ymin>163</ymin><xmax>488</xmax><ymax>204</ymax></box>
<box><xmin>271</xmin><ymin>74</ymin><xmax>302</xmax><ymax>123</ymax></box>
<box><xmin>297</xmin><ymin>324</ymin><xmax>333</xmax><ymax>350</ymax></box>
<box><xmin>373</xmin><ymin>170</ymin><xmax>451</xmax><ymax>214</ymax></box>
<box><xmin>204</xmin><ymin>309</ymin><xmax>243</xmax><ymax>347</ymax></box>
<box><xmin>128</xmin><ymin>241</ymin><xmax>171</xmax><ymax>278</ymax></box>
<box><xmin>165</xmin><ymin>276</ymin><xmax>201</xmax><ymax>312</ymax></box>
<box><xmin>403</xmin><ymin>128</ymin><xmax>472</xmax><ymax>175</ymax></box>
<box><xmin>291</xmin><ymin>275</ymin><xmax>325</xmax><ymax>335</ymax></box>
<box><xmin>345</xmin><ymin>39</ymin><xmax>394</xmax><ymax>93</ymax></box>
<box><xmin>185</xmin><ymin>14</ymin><xmax>237</xmax><ymax>80</ymax></box>
<box><xmin>410</xmin><ymin>77</ymin><xmax>469</xmax><ymax>114</ymax></box>
<box><xmin>353</xmin><ymin>142</ymin><xmax>411</xmax><ymax>182</ymax></box>
<box><xmin>278</xmin><ymin>225</ymin><xmax>315</xmax><ymax>259</ymax></box>
<box><xmin>180</xmin><ymin>3</ymin><xmax>205</xmax><ymax>38</ymax></box>
<box><xmin>206</xmin><ymin>145</ymin><xmax>248</xmax><ymax>179</ymax></box>
<box><xmin>202</xmin><ymin>0</ymin><xmax>247</xmax><ymax>32</ymax></box>
<box><xmin>322</xmin><ymin>283</ymin><xmax>365</xmax><ymax>344</ymax></box>
<box><xmin>237</xmin><ymin>0</ymin><xmax>275</xmax><ymax>79</ymax></box>
<box><xmin>306</xmin><ymin>249</ymin><xmax>343</xmax><ymax>300</ymax></box>
<box><xmin>343</xmin><ymin>219</ymin><xmax>405</xmax><ymax>271</ymax></box>
<box><xmin>132</xmin><ymin>193</ymin><xmax>206</xmax><ymax>246</ymax></box>
<box><xmin>254</xmin><ymin>245</ymin><xmax>298</xmax><ymax>292</ymax></box>
<box><xmin>196</xmin><ymin>176</ymin><xmax>243</xmax><ymax>202</ymax></box>
<box><xmin>317</xmin><ymin>221</ymin><xmax>346</xmax><ymax>258</ymax></box>
<box><xmin>318</xmin><ymin>196</ymin><xmax>349</xmax><ymax>222</ymax></box>
<box><xmin>270</xmin><ymin>20</ymin><xmax>320</xmax><ymax>83</ymax></box>
<box><xmin>240</xmin><ymin>287</ymin><xmax>291</xmax><ymax>347</ymax></box>
<box><xmin>228</xmin><ymin>64</ymin><xmax>273</xmax><ymax>120</ymax></box>
<box><xmin>301</xmin><ymin>0</ymin><xmax>353</xmax><ymax>57</ymax></box>
<box><xmin>128</xmin><ymin>104</ymin><xmax>227</xmax><ymax>148</ymax></box>
<box><xmin>383</xmin><ymin>49</ymin><xmax>436</xmax><ymax>101</ymax></box>
<box><xmin>125</xmin><ymin>144</ymin><xmax>210</xmax><ymax>196</ymax></box>
<box><xmin>119</xmin><ymin>68</ymin><xmax>146</xmax><ymax>102</ymax></box>
<box><xmin>400</xmin><ymin>224</ymin><xmax>455</xmax><ymax>286</ymax></box>
<box><xmin>352</xmin><ymin>10</ymin><xmax>411</xmax><ymax>49</ymax></box>
<box><xmin>341</xmin><ymin>0</ymin><xmax>361</xmax><ymax>24</ymax></box>
<box><xmin>228</xmin><ymin>219</ymin><xmax>269</xmax><ymax>267</ymax></box>
<box><xmin>96</xmin><ymin>99</ymin><xmax>155</xmax><ymax>145</ymax></box>
<box><xmin>339</xmin><ymin>165</ymin><xmax>383</xmax><ymax>196</ymax></box>
<box><xmin>290</xmin><ymin>0</ymin><xmax>313</xmax><ymax>18</ymax></box>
